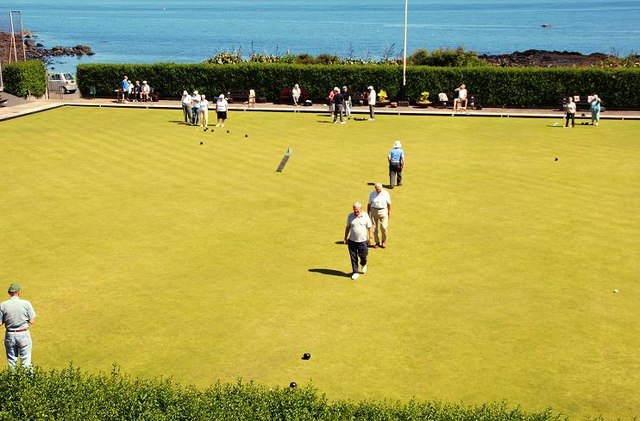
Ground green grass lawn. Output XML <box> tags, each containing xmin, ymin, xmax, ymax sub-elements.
<box><xmin>1</xmin><ymin>107</ymin><xmax>638</xmax><ymax>419</ymax></box>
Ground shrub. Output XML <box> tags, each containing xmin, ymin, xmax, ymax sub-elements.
<box><xmin>204</xmin><ymin>52</ymin><xmax>243</xmax><ymax>65</ymax></box>
<box><xmin>1</xmin><ymin>60</ymin><xmax>47</xmax><ymax>97</ymax></box>
<box><xmin>0</xmin><ymin>365</ymin><xmax>565</xmax><ymax>420</ymax></box>
<box><xmin>408</xmin><ymin>47</ymin><xmax>487</xmax><ymax>67</ymax></box>
<box><xmin>76</xmin><ymin>62</ymin><xmax>640</xmax><ymax>108</ymax></box>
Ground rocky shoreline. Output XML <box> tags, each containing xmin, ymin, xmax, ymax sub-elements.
<box><xmin>0</xmin><ymin>31</ymin><xmax>93</xmax><ymax>67</ymax></box>
<box><xmin>479</xmin><ymin>49</ymin><xmax>621</xmax><ymax>67</ymax></box>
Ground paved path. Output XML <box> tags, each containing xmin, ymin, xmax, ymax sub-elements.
<box><xmin>2</xmin><ymin>95</ymin><xmax>640</xmax><ymax>122</ymax></box>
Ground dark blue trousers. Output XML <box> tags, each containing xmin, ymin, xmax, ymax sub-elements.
<box><xmin>348</xmin><ymin>240</ymin><xmax>368</xmax><ymax>274</ymax></box>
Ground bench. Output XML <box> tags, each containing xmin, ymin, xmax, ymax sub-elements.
<box><xmin>351</xmin><ymin>92</ymin><xmax>365</xmax><ymax>106</ymax></box>
<box><xmin>279</xmin><ymin>87</ymin><xmax>308</xmax><ymax>105</ymax></box>
<box><xmin>227</xmin><ymin>89</ymin><xmax>250</xmax><ymax>104</ymax></box>
<box><xmin>149</xmin><ymin>87</ymin><xmax>160</xmax><ymax>102</ymax></box>
<box><xmin>438</xmin><ymin>92</ymin><xmax>480</xmax><ymax>110</ymax></box>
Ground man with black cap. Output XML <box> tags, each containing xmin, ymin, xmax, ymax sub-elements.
<box><xmin>0</xmin><ymin>284</ymin><xmax>36</xmax><ymax>368</ymax></box>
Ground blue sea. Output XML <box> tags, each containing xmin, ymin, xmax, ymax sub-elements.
<box><xmin>5</xmin><ymin>0</ymin><xmax>640</xmax><ymax>74</ymax></box>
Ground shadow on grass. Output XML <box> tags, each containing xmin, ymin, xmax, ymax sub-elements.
<box><xmin>367</xmin><ymin>182</ymin><xmax>394</xmax><ymax>189</ymax></box>
<box><xmin>308</xmin><ymin>268</ymin><xmax>351</xmax><ymax>278</ymax></box>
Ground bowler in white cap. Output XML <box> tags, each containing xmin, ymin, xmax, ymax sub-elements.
<box><xmin>191</xmin><ymin>90</ymin><xmax>202</xmax><ymax>125</ymax></box>
<box><xmin>367</xmin><ymin>85</ymin><xmax>377</xmax><ymax>120</ymax></box>
<box><xmin>216</xmin><ymin>93</ymin><xmax>229</xmax><ymax>127</ymax></box>
<box><xmin>388</xmin><ymin>140</ymin><xmax>405</xmax><ymax>188</ymax></box>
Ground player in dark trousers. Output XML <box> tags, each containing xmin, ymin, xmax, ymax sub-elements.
<box><xmin>332</xmin><ymin>87</ymin><xmax>344</xmax><ymax>124</ymax></box>
<box><xmin>343</xmin><ymin>202</ymin><xmax>373</xmax><ymax>280</ymax></box>
<box><xmin>388</xmin><ymin>140</ymin><xmax>405</xmax><ymax>188</ymax></box>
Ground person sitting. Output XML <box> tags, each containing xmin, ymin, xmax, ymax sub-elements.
<box><xmin>126</xmin><ymin>79</ymin><xmax>134</xmax><ymax>102</ymax></box>
<box><xmin>437</xmin><ymin>92</ymin><xmax>449</xmax><ymax>108</ymax></box>
<box><xmin>292</xmin><ymin>84</ymin><xmax>301</xmax><ymax>106</ymax></box>
<box><xmin>453</xmin><ymin>84</ymin><xmax>468</xmax><ymax>112</ymax></box>
<box><xmin>133</xmin><ymin>81</ymin><xmax>142</xmax><ymax>102</ymax></box>
<box><xmin>140</xmin><ymin>81</ymin><xmax>151</xmax><ymax>102</ymax></box>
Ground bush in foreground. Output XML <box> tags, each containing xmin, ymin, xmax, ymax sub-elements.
<box><xmin>0</xmin><ymin>365</ymin><xmax>564</xmax><ymax>420</ymax></box>
<box><xmin>1</xmin><ymin>60</ymin><xmax>47</xmax><ymax>98</ymax></box>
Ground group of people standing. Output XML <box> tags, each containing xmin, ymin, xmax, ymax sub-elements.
<box><xmin>327</xmin><ymin>86</ymin><xmax>351</xmax><ymax>124</ymax></box>
<box><xmin>564</xmin><ymin>95</ymin><xmax>602</xmax><ymax>128</ymax></box>
<box><xmin>119</xmin><ymin>75</ymin><xmax>151</xmax><ymax>103</ymax></box>
<box><xmin>181</xmin><ymin>90</ymin><xmax>229</xmax><ymax>128</ymax></box>
<box><xmin>324</xmin><ymin>85</ymin><xmax>377</xmax><ymax>123</ymax></box>
<box><xmin>343</xmin><ymin>140</ymin><xmax>405</xmax><ymax>280</ymax></box>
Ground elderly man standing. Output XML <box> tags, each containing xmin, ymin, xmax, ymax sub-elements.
<box><xmin>119</xmin><ymin>75</ymin><xmax>129</xmax><ymax>103</ymax></box>
<box><xmin>367</xmin><ymin>85</ymin><xmax>376</xmax><ymax>121</ymax></box>
<box><xmin>368</xmin><ymin>183</ymin><xmax>392</xmax><ymax>249</ymax></box>
<box><xmin>344</xmin><ymin>202</ymin><xmax>373</xmax><ymax>280</ymax></box>
<box><xmin>0</xmin><ymin>284</ymin><xmax>36</xmax><ymax>368</ymax></box>
<box><xmin>388</xmin><ymin>140</ymin><xmax>405</xmax><ymax>188</ymax></box>
<box><xmin>191</xmin><ymin>90</ymin><xmax>201</xmax><ymax>126</ymax></box>
<box><xmin>332</xmin><ymin>87</ymin><xmax>345</xmax><ymax>124</ymax></box>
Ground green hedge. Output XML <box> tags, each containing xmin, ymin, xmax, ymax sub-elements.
<box><xmin>1</xmin><ymin>60</ymin><xmax>47</xmax><ymax>98</ymax></box>
<box><xmin>0</xmin><ymin>366</ymin><xmax>563</xmax><ymax>421</ymax></box>
<box><xmin>76</xmin><ymin>63</ymin><xmax>640</xmax><ymax>108</ymax></box>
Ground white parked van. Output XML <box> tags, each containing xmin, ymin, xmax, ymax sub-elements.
<box><xmin>48</xmin><ymin>72</ymin><xmax>77</xmax><ymax>94</ymax></box>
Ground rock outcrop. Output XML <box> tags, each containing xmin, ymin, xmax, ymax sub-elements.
<box><xmin>480</xmin><ymin>49</ymin><xmax>614</xmax><ymax>67</ymax></box>
<box><xmin>1</xmin><ymin>31</ymin><xmax>94</xmax><ymax>65</ymax></box>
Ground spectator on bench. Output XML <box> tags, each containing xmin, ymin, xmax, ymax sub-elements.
<box><xmin>292</xmin><ymin>84</ymin><xmax>301</xmax><ymax>106</ymax></box>
<box><xmin>141</xmin><ymin>81</ymin><xmax>151</xmax><ymax>102</ymax></box>
<box><xmin>453</xmin><ymin>84</ymin><xmax>468</xmax><ymax>112</ymax></box>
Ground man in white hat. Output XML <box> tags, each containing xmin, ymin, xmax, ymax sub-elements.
<box><xmin>0</xmin><ymin>284</ymin><xmax>36</xmax><ymax>368</ymax></box>
<box><xmin>181</xmin><ymin>90</ymin><xmax>192</xmax><ymax>123</ymax></box>
<box><xmin>216</xmin><ymin>93</ymin><xmax>229</xmax><ymax>127</ymax></box>
<box><xmin>141</xmin><ymin>80</ymin><xmax>151</xmax><ymax>102</ymax></box>
<box><xmin>191</xmin><ymin>90</ymin><xmax>201</xmax><ymax>125</ymax></box>
<box><xmin>367</xmin><ymin>86</ymin><xmax>376</xmax><ymax>121</ymax></box>
<box><xmin>388</xmin><ymin>140</ymin><xmax>405</xmax><ymax>188</ymax></box>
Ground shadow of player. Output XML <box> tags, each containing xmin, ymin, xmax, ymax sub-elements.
<box><xmin>308</xmin><ymin>268</ymin><xmax>351</xmax><ymax>278</ymax></box>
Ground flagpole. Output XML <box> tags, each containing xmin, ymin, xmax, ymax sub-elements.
<box><xmin>402</xmin><ymin>0</ymin><xmax>408</xmax><ymax>89</ymax></box>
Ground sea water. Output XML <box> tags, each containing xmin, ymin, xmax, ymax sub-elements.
<box><xmin>5</xmin><ymin>0</ymin><xmax>640</xmax><ymax>73</ymax></box>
